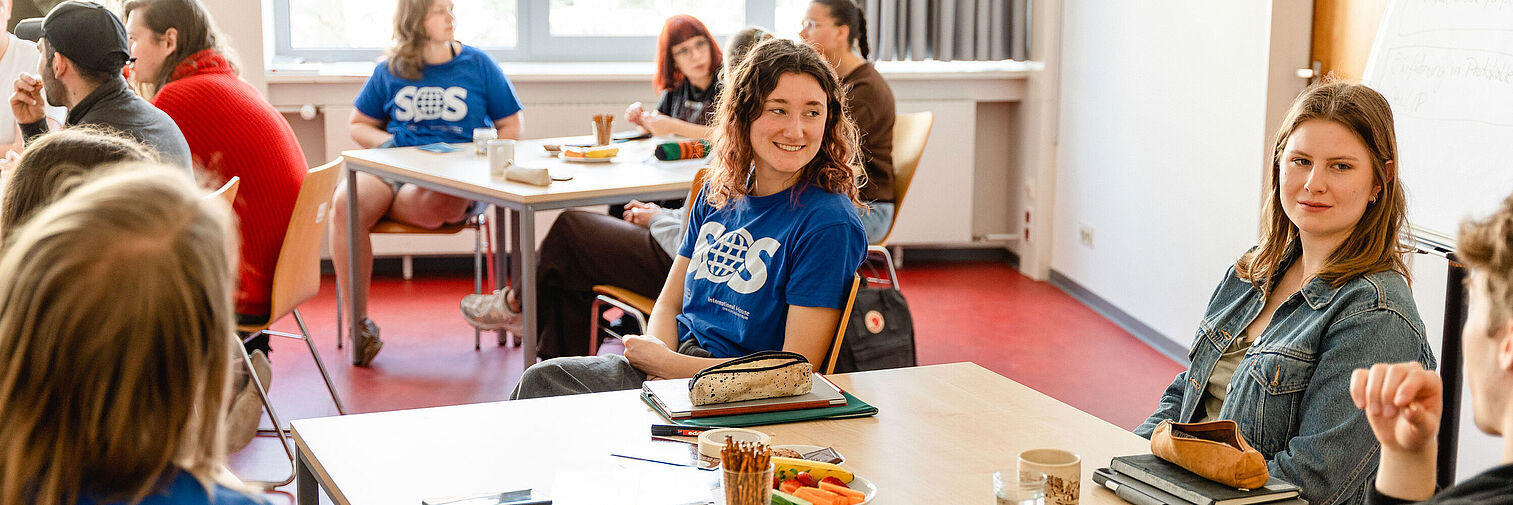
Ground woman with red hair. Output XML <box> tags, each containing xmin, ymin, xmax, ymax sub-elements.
<box><xmin>624</xmin><ymin>15</ymin><xmax>722</xmax><ymax>139</ymax></box>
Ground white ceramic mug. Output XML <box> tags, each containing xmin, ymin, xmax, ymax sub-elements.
<box><xmin>487</xmin><ymin>139</ymin><xmax>516</xmax><ymax>177</ymax></box>
<box><xmin>1018</xmin><ymin>448</ymin><xmax>1080</xmax><ymax>505</ymax></box>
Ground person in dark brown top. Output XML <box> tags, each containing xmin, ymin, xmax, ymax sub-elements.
<box><xmin>800</xmin><ymin>0</ymin><xmax>896</xmax><ymax>243</ymax></box>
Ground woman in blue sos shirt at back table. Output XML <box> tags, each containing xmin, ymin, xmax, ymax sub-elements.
<box><xmin>332</xmin><ymin>0</ymin><xmax>523</xmax><ymax>366</ymax></box>
<box><xmin>511</xmin><ymin>38</ymin><xmax>867</xmax><ymax>398</ymax></box>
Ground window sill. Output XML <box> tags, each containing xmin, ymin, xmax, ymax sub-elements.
<box><xmin>266</xmin><ymin>59</ymin><xmax>1036</xmax><ymax>85</ymax></box>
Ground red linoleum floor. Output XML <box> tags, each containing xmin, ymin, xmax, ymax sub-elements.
<box><xmin>231</xmin><ymin>259</ymin><xmax>1184</xmax><ymax>502</ymax></box>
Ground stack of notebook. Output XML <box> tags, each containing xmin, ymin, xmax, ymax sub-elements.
<box><xmin>1096</xmin><ymin>454</ymin><xmax>1307</xmax><ymax>505</ymax></box>
<box><xmin>640</xmin><ymin>373</ymin><xmax>878</xmax><ymax>427</ymax></box>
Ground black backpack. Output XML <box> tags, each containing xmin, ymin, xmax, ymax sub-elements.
<box><xmin>834</xmin><ymin>265</ymin><xmax>916</xmax><ymax>372</ymax></box>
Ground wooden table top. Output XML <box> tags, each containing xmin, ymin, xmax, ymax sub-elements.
<box><xmin>341</xmin><ymin>136</ymin><xmax>704</xmax><ymax>207</ymax></box>
<box><xmin>291</xmin><ymin>362</ymin><xmax>1148</xmax><ymax>504</ymax></box>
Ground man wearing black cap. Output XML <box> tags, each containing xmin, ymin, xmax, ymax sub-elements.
<box><xmin>10</xmin><ymin>0</ymin><xmax>191</xmax><ymax>172</ymax></box>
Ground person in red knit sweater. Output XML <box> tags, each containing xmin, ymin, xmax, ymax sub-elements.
<box><xmin>122</xmin><ymin>0</ymin><xmax>306</xmax><ymax>339</ymax></box>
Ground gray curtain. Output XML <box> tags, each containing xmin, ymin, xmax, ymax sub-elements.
<box><xmin>863</xmin><ymin>0</ymin><xmax>1030</xmax><ymax>61</ymax></box>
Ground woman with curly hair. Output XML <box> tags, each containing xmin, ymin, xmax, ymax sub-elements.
<box><xmin>512</xmin><ymin>38</ymin><xmax>867</xmax><ymax>398</ymax></box>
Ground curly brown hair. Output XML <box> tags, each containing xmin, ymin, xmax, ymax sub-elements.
<box><xmin>1460</xmin><ymin>193</ymin><xmax>1513</xmax><ymax>337</ymax></box>
<box><xmin>704</xmin><ymin>38</ymin><xmax>862</xmax><ymax>209</ymax></box>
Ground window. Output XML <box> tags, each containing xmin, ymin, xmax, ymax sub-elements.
<box><xmin>274</xmin><ymin>0</ymin><xmax>779</xmax><ymax>63</ymax></box>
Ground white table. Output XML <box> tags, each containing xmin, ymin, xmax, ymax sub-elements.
<box><xmin>291</xmin><ymin>363</ymin><xmax>1150</xmax><ymax>504</ymax></box>
<box><xmin>341</xmin><ymin>138</ymin><xmax>703</xmax><ymax>366</ymax></box>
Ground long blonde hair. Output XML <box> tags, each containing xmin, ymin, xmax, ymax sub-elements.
<box><xmin>0</xmin><ymin>165</ymin><xmax>241</xmax><ymax>505</ymax></box>
<box><xmin>386</xmin><ymin>0</ymin><xmax>440</xmax><ymax>81</ymax></box>
<box><xmin>1237</xmin><ymin>80</ymin><xmax>1410</xmax><ymax>291</ymax></box>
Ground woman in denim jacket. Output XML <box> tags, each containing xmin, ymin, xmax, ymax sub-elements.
<box><xmin>1134</xmin><ymin>81</ymin><xmax>1436</xmax><ymax>505</ymax></box>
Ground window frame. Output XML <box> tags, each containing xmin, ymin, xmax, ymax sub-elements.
<box><xmin>273</xmin><ymin>0</ymin><xmax>776</xmax><ymax>63</ymax></box>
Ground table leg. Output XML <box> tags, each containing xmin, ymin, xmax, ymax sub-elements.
<box><xmin>345</xmin><ymin>166</ymin><xmax>364</xmax><ymax>365</ymax></box>
<box><xmin>521</xmin><ymin>206</ymin><xmax>538</xmax><ymax>368</ymax></box>
<box><xmin>494</xmin><ymin>209</ymin><xmax>510</xmax><ymax>294</ymax></box>
<box><xmin>508</xmin><ymin>208</ymin><xmax>522</xmax><ymax>290</ymax></box>
<box><xmin>296</xmin><ymin>450</ymin><xmax>317</xmax><ymax>505</ymax></box>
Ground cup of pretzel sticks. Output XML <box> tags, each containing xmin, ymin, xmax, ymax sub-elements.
<box><xmin>721</xmin><ymin>439</ymin><xmax>773</xmax><ymax>505</ymax></box>
<box><xmin>591</xmin><ymin>113</ymin><xmax>614</xmax><ymax>146</ymax></box>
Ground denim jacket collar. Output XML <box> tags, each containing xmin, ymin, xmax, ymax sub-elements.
<box><xmin>1250</xmin><ymin>242</ymin><xmax>1346</xmax><ymax>311</ymax></box>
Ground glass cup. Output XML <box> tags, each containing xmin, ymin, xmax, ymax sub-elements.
<box><xmin>995</xmin><ymin>471</ymin><xmax>1046</xmax><ymax>505</ymax></box>
<box><xmin>472</xmin><ymin>127</ymin><xmax>497</xmax><ymax>156</ymax></box>
<box><xmin>722</xmin><ymin>462</ymin><xmax>774</xmax><ymax>505</ymax></box>
<box><xmin>487</xmin><ymin>139</ymin><xmax>516</xmax><ymax>178</ymax></box>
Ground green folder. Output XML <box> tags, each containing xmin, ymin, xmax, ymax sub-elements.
<box><xmin>642</xmin><ymin>391</ymin><xmax>879</xmax><ymax>428</ymax></box>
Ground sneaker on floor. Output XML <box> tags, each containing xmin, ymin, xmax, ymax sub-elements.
<box><xmin>353</xmin><ymin>318</ymin><xmax>384</xmax><ymax>366</ymax></box>
<box><xmin>225</xmin><ymin>350</ymin><xmax>272</xmax><ymax>453</ymax></box>
<box><xmin>249</xmin><ymin>349</ymin><xmax>272</xmax><ymax>390</ymax></box>
<box><xmin>461</xmin><ymin>289</ymin><xmax>524</xmax><ymax>334</ymax></box>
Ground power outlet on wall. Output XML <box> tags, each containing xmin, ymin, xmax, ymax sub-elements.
<box><xmin>1079</xmin><ymin>225</ymin><xmax>1095</xmax><ymax>249</ymax></box>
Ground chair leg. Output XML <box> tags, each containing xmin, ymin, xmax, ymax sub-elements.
<box><xmin>251</xmin><ymin>309</ymin><xmax>348</xmax><ymax>436</ymax></box>
<box><xmin>294</xmin><ymin>309</ymin><xmax>347</xmax><ymax>415</ymax></box>
<box><xmin>589</xmin><ymin>297</ymin><xmax>604</xmax><ymax>356</ymax></box>
<box><xmin>402</xmin><ymin>255</ymin><xmax>414</xmax><ymax>280</ymax></box>
<box><xmin>334</xmin><ymin>287</ymin><xmax>344</xmax><ymax>350</ymax></box>
<box><xmin>234</xmin><ymin>333</ymin><xmax>297</xmax><ymax>489</ymax></box>
<box><xmin>474</xmin><ymin>216</ymin><xmax>483</xmax><ymax>351</ymax></box>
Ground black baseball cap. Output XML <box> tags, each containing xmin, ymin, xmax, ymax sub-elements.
<box><xmin>14</xmin><ymin>1</ymin><xmax>133</xmax><ymax>73</ymax></box>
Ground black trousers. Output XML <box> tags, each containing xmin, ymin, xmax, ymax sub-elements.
<box><xmin>534</xmin><ymin>210</ymin><xmax>675</xmax><ymax>358</ymax></box>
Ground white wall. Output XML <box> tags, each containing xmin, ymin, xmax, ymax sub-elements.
<box><xmin>203</xmin><ymin>0</ymin><xmax>265</xmax><ymax>93</ymax></box>
<box><xmin>1051</xmin><ymin>2</ymin><xmax>1276</xmax><ymax>347</ymax></box>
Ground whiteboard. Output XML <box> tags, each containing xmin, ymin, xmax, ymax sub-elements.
<box><xmin>1362</xmin><ymin>0</ymin><xmax>1513</xmax><ymax>243</ymax></box>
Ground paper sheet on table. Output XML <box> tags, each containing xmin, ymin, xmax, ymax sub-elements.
<box><xmin>549</xmin><ymin>466</ymin><xmax>718</xmax><ymax>505</ymax></box>
<box><xmin>611</xmin><ymin>438</ymin><xmax>711</xmax><ymax>468</ymax></box>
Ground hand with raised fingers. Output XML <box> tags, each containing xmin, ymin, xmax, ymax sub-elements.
<box><xmin>1349</xmin><ymin>361</ymin><xmax>1443</xmax><ymax>454</ymax></box>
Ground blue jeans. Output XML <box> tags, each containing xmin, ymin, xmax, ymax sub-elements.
<box><xmin>511</xmin><ymin>339</ymin><xmax>714</xmax><ymax>399</ymax></box>
<box><xmin>857</xmin><ymin>202</ymin><xmax>894</xmax><ymax>244</ymax></box>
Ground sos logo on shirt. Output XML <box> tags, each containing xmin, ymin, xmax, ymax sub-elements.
<box><xmin>393</xmin><ymin>86</ymin><xmax>468</xmax><ymax>122</ymax></box>
<box><xmin>690</xmin><ymin>222</ymin><xmax>781</xmax><ymax>295</ymax></box>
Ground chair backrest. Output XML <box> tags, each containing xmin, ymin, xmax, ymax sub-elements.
<box><xmin>676</xmin><ymin>166</ymin><xmax>711</xmax><ymax>240</ymax></box>
<box><xmin>876</xmin><ymin>111</ymin><xmax>934</xmax><ymax>245</ymax></box>
<box><xmin>686</xmin><ymin>166</ymin><xmax>710</xmax><ymax>203</ymax></box>
<box><xmin>262</xmin><ymin>158</ymin><xmax>344</xmax><ymax>326</ymax></box>
<box><xmin>208</xmin><ymin>176</ymin><xmax>240</xmax><ymax>206</ymax></box>
<box><xmin>822</xmin><ymin>274</ymin><xmax>862</xmax><ymax>374</ymax></box>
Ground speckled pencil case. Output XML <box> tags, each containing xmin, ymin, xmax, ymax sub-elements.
<box><xmin>688</xmin><ymin>351</ymin><xmax>813</xmax><ymax>406</ymax></box>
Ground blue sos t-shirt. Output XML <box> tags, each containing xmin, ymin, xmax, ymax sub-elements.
<box><xmin>353</xmin><ymin>45</ymin><xmax>523</xmax><ymax>147</ymax></box>
<box><xmin>675</xmin><ymin>184</ymin><xmax>867</xmax><ymax>358</ymax></box>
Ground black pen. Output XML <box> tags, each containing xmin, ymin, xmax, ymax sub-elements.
<box><xmin>650</xmin><ymin>424</ymin><xmax>714</xmax><ymax>437</ymax></box>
